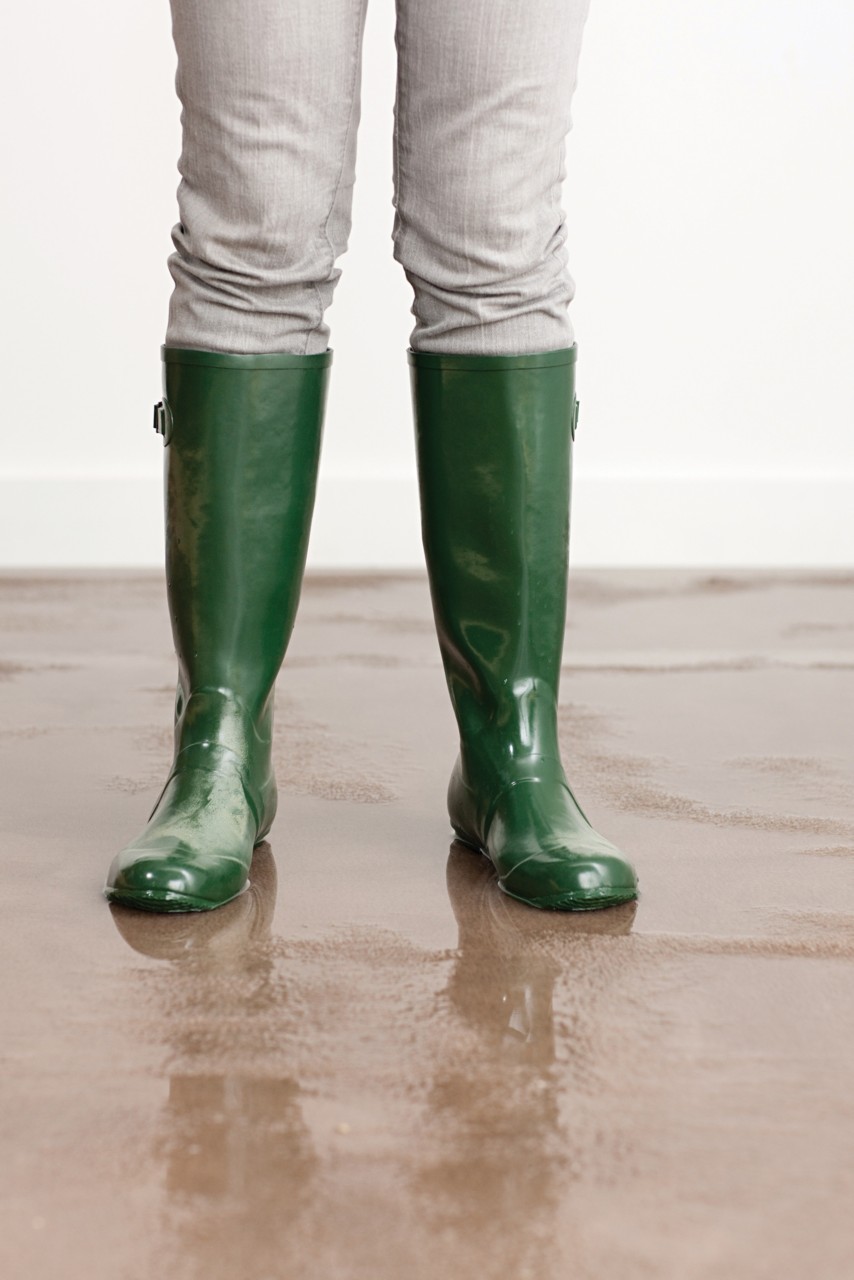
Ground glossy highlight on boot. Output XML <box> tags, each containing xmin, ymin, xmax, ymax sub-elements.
<box><xmin>104</xmin><ymin>346</ymin><xmax>332</xmax><ymax>912</ymax></box>
<box><xmin>408</xmin><ymin>344</ymin><xmax>638</xmax><ymax>911</ymax></box>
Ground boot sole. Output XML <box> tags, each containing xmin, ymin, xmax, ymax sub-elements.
<box><xmin>451</xmin><ymin>826</ymin><xmax>638</xmax><ymax>913</ymax></box>
<box><xmin>103</xmin><ymin>879</ymin><xmax>251</xmax><ymax>913</ymax></box>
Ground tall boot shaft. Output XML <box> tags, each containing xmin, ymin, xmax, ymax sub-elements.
<box><xmin>409</xmin><ymin>346</ymin><xmax>577</xmax><ymax>771</ymax></box>
<box><xmin>160</xmin><ymin>347</ymin><xmax>331</xmax><ymax>752</ymax></box>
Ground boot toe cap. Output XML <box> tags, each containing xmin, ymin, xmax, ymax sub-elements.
<box><xmin>499</xmin><ymin>849</ymin><xmax>638</xmax><ymax>912</ymax></box>
<box><xmin>104</xmin><ymin>850</ymin><xmax>249</xmax><ymax>912</ymax></box>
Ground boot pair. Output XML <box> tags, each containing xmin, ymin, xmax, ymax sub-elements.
<box><xmin>104</xmin><ymin>344</ymin><xmax>638</xmax><ymax>913</ymax></box>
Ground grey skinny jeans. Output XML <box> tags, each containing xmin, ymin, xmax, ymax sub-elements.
<box><xmin>164</xmin><ymin>0</ymin><xmax>592</xmax><ymax>356</ymax></box>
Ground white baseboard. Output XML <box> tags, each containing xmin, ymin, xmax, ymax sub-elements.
<box><xmin>0</xmin><ymin>473</ymin><xmax>850</xmax><ymax>568</ymax></box>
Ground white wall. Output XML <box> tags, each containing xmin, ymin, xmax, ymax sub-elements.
<box><xmin>1</xmin><ymin>0</ymin><xmax>851</xmax><ymax>567</ymax></box>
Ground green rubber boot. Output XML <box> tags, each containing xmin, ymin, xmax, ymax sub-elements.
<box><xmin>104</xmin><ymin>346</ymin><xmax>332</xmax><ymax>912</ymax></box>
<box><xmin>409</xmin><ymin>344</ymin><xmax>638</xmax><ymax>911</ymax></box>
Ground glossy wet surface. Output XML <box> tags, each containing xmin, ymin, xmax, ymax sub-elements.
<box><xmin>2</xmin><ymin>569</ymin><xmax>853</xmax><ymax>1279</ymax></box>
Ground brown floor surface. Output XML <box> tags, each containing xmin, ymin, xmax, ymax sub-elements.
<box><xmin>1</xmin><ymin>569</ymin><xmax>853</xmax><ymax>1279</ymax></box>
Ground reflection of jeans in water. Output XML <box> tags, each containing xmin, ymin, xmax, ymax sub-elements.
<box><xmin>164</xmin><ymin>0</ymin><xmax>592</xmax><ymax>356</ymax></box>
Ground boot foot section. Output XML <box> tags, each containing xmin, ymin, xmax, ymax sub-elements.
<box><xmin>450</xmin><ymin>776</ymin><xmax>639</xmax><ymax>913</ymax></box>
<box><xmin>452</xmin><ymin>829</ymin><xmax>639</xmax><ymax>912</ymax></box>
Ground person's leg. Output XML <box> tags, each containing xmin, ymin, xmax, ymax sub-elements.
<box><xmin>396</xmin><ymin>0</ymin><xmax>638</xmax><ymax>908</ymax></box>
<box><xmin>105</xmin><ymin>0</ymin><xmax>369</xmax><ymax>912</ymax></box>
<box><xmin>392</xmin><ymin>0</ymin><xmax>589</xmax><ymax>355</ymax></box>
<box><xmin>167</xmin><ymin>0</ymin><xmax>369</xmax><ymax>355</ymax></box>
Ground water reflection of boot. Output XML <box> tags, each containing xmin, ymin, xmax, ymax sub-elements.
<box><xmin>446</xmin><ymin>842</ymin><xmax>562</xmax><ymax>1067</ymax></box>
<box><xmin>445</xmin><ymin>840</ymin><xmax>637</xmax><ymax>1059</ymax></box>
<box><xmin>108</xmin><ymin>845</ymin><xmax>318</xmax><ymax>1279</ymax></box>
<box><xmin>407</xmin><ymin>844</ymin><xmax>637</xmax><ymax>1280</ymax></box>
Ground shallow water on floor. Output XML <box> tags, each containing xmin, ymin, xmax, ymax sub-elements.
<box><xmin>1</xmin><ymin>569</ymin><xmax>852</xmax><ymax>1279</ymax></box>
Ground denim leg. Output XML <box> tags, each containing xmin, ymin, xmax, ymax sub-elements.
<box><xmin>392</xmin><ymin>0</ymin><xmax>592</xmax><ymax>355</ymax></box>
<box><xmin>165</xmin><ymin>0</ymin><xmax>369</xmax><ymax>354</ymax></box>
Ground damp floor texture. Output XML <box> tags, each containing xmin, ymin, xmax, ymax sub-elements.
<box><xmin>1</xmin><ymin>569</ymin><xmax>853</xmax><ymax>1280</ymax></box>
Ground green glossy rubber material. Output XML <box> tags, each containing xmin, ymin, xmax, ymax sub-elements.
<box><xmin>104</xmin><ymin>346</ymin><xmax>332</xmax><ymax>912</ymax></box>
<box><xmin>408</xmin><ymin>344</ymin><xmax>638</xmax><ymax>911</ymax></box>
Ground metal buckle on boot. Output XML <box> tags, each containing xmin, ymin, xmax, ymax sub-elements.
<box><xmin>571</xmin><ymin>398</ymin><xmax>580</xmax><ymax>440</ymax></box>
<box><xmin>152</xmin><ymin>399</ymin><xmax>173</xmax><ymax>446</ymax></box>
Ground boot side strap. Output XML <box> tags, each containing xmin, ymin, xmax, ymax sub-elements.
<box><xmin>152</xmin><ymin>399</ymin><xmax>173</xmax><ymax>446</ymax></box>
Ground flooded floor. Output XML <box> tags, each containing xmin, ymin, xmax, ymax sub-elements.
<box><xmin>1</xmin><ymin>569</ymin><xmax>853</xmax><ymax>1279</ymax></box>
